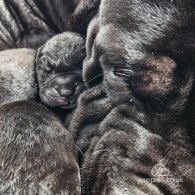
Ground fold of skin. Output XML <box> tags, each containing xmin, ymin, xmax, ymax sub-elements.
<box><xmin>70</xmin><ymin>0</ymin><xmax>195</xmax><ymax>194</ymax></box>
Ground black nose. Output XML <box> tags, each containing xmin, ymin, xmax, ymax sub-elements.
<box><xmin>58</xmin><ymin>88</ymin><xmax>74</xmax><ymax>97</ymax></box>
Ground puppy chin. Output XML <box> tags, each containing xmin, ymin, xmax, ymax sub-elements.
<box><xmin>40</xmin><ymin>90</ymin><xmax>77</xmax><ymax>109</ymax></box>
<box><xmin>40</xmin><ymin>89</ymin><xmax>68</xmax><ymax>107</ymax></box>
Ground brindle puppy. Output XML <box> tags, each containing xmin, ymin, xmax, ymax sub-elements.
<box><xmin>0</xmin><ymin>49</ymin><xmax>37</xmax><ymax>106</ymax></box>
<box><xmin>36</xmin><ymin>32</ymin><xmax>86</xmax><ymax>109</ymax></box>
<box><xmin>0</xmin><ymin>100</ymin><xmax>80</xmax><ymax>195</ymax></box>
<box><xmin>0</xmin><ymin>0</ymin><xmax>78</xmax><ymax>50</ymax></box>
<box><xmin>69</xmin><ymin>0</ymin><xmax>195</xmax><ymax>194</ymax></box>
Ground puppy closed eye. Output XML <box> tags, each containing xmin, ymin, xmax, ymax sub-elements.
<box><xmin>40</xmin><ymin>58</ymin><xmax>55</xmax><ymax>75</ymax></box>
<box><xmin>113</xmin><ymin>67</ymin><xmax>135</xmax><ymax>80</ymax></box>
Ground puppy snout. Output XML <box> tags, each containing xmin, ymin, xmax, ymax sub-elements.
<box><xmin>58</xmin><ymin>88</ymin><xmax>74</xmax><ymax>97</ymax></box>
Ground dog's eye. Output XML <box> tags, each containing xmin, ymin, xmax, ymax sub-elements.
<box><xmin>45</xmin><ymin>64</ymin><xmax>54</xmax><ymax>75</ymax></box>
<box><xmin>113</xmin><ymin>68</ymin><xmax>133</xmax><ymax>78</ymax></box>
<box><xmin>40</xmin><ymin>58</ymin><xmax>54</xmax><ymax>75</ymax></box>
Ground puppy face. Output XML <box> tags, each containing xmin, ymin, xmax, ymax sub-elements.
<box><xmin>84</xmin><ymin>0</ymin><xmax>195</xmax><ymax>112</ymax></box>
<box><xmin>36</xmin><ymin>32</ymin><xmax>86</xmax><ymax>108</ymax></box>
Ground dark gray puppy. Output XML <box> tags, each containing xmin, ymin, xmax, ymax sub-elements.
<box><xmin>69</xmin><ymin>0</ymin><xmax>195</xmax><ymax>194</ymax></box>
<box><xmin>0</xmin><ymin>0</ymin><xmax>78</xmax><ymax>50</ymax></box>
<box><xmin>0</xmin><ymin>49</ymin><xmax>37</xmax><ymax>106</ymax></box>
<box><xmin>0</xmin><ymin>100</ymin><xmax>80</xmax><ymax>195</ymax></box>
<box><xmin>36</xmin><ymin>32</ymin><xmax>86</xmax><ymax>109</ymax></box>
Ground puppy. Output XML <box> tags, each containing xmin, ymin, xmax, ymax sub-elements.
<box><xmin>0</xmin><ymin>49</ymin><xmax>37</xmax><ymax>106</ymax></box>
<box><xmin>70</xmin><ymin>0</ymin><xmax>195</xmax><ymax>194</ymax></box>
<box><xmin>36</xmin><ymin>32</ymin><xmax>86</xmax><ymax>109</ymax></box>
<box><xmin>0</xmin><ymin>100</ymin><xmax>80</xmax><ymax>195</ymax></box>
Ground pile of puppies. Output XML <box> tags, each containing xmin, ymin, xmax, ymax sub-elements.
<box><xmin>0</xmin><ymin>0</ymin><xmax>194</xmax><ymax>194</ymax></box>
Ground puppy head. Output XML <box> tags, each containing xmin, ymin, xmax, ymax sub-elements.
<box><xmin>36</xmin><ymin>32</ymin><xmax>86</xmax><ymax>109</ymax></box>
<box><xmin>83</xmin><ymin>0</ymin><xmax>195</xmax><ymax>112</ymax></box>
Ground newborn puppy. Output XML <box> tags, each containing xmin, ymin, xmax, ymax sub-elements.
<box><xmin>69</xmin><ymin>0</ymin><xmax>195</xmax><ymax>194</ymax></box>
<box><xmin>0</xmin><ymin>49</ymin><xmax>37</xmax><ymax>106</ymax></box>
<box><xmin>36</xmin><ymin>32</ymin><xmax>86</xmax><ymax>109</ymax></box>
<box><xmin>0</xmin><ymin>101</ymin><xmax>80</xmax><ymax>195</ymax></box>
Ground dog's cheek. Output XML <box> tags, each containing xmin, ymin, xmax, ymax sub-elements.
<box><xmin>132</xmin><ymin>56</ymin><xmax>176</xmax><ymax>96</ymax></box>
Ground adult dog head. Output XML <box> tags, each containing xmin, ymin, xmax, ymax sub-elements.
<box><xmin>70</xmin><ymin>0</ymin><xmax>195</xmax><ymax>194</ymax></box>
<box><xmin>84</xmin><ymin>0</ymin><xmax>195</xmax><ymax>114</ymax></box>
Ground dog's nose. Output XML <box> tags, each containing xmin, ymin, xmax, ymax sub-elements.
<box><xmin>58</xmin><ymin>88</ymin><xmax>74</xmax><ymax>97</ymax></box>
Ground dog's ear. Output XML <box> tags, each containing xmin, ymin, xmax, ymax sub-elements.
<box><xmin>35</xmin><ymin>46</ymin><xmax>44</xmax><ymax>66</ymax></box>
<box><xmin>82</xmin><ymin>14</ymin><xmax>103</xmax><ymax>88</ymax></box>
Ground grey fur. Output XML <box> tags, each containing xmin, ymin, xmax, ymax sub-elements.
<box><xmin>0</xmin><ymin>101</ymin><xmax>80</xmax><ymax>195</ymax></box>
<box><xmin>0</xmin><ymin>49</ymin><xmax>37</xmax><ymax>106</ymax></box>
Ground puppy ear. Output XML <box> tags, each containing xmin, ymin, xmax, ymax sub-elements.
<box><xmin>35</xmin><ymin>45</ymin><xmax>44</xmax><ymax>66</ymax></box>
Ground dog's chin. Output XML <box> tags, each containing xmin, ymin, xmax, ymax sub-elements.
<box><xmin>39</xmin><ymin>83</ymin><xmax>86</xmax><ymax>109</ymax></box>
<box><xmin>40</xmin><ymin>93</ymin><xmax>68</xmax><ymax>107</ymax></box>
<box><xmin>40</xmin><ymin>91</ymin><xmax>79</xmax><ymax>109</ymax></box>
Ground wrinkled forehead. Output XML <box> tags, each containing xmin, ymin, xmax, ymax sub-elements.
<box><xmin>96</xmin><ymin>0</ymin><xmax>195</xmax><ymax>64</ymax></box>
<box><xmin>42</xmin><ymin>32</ymin><xmax>84</xmax><ymax>53</ymax></box>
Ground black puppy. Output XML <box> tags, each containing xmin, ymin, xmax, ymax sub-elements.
<box><xmin>0</xmin><ymin>0</ymin><xmax>78</xmax><ymax>50</ymax></box>
<box><xmin>0</xmin><ymin>100</ymin><xmax>80</xmax><ymax>195</ymax></box>
<box><xmin>36</xmin><ymin>32</ymin><xmax>86</xmax><ymax>109</ymax></box>
<box><xmin>69</xmin><ymin>0</ymin><xmax>195</xmax><ymax>194</ymax></box>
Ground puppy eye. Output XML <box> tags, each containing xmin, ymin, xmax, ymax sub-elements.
<box><xmin>45</xmin><ymin>64</ymin><xmax>54</xmax><ymax>75</ymax></box>
<box><xmin>40</xmin><ymin>58</ymin><xmax>54</xmax><ymax>75</ymax></box>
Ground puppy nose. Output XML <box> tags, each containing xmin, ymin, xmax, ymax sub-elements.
<box><xmin>59</xmin><ymin>89</ymin><xmax>74</xmax><ymax>97</ymax></box>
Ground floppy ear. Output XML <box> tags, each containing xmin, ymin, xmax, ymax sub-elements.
<box><xmin>35</xmin><ymin>45</ymin><xmax>44</xmax><ymax>66</ymax></box>
<box><xmin>69</xmin><ymin>0</ymin><xmax>101</xmax><ymax>34</ymax></box>
<box><xmin>82</xmin><ymin>14</ymin><xmax>103</xmax><ymax>88</ymax></box>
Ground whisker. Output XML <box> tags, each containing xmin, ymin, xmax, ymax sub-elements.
<box><xmin>69</xmin><ymin>72</ymin><xmax>104</xmax><ymax>99</ymax></box>
<box><xmin>84</xmin><ymin>72</ymin><xmax>104</xmax><ymax>85</ymax></box>
<box><xmin>76</xmin><ymin>145</ymin><xmax>84</xmax><ymax>157</ymax></box>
